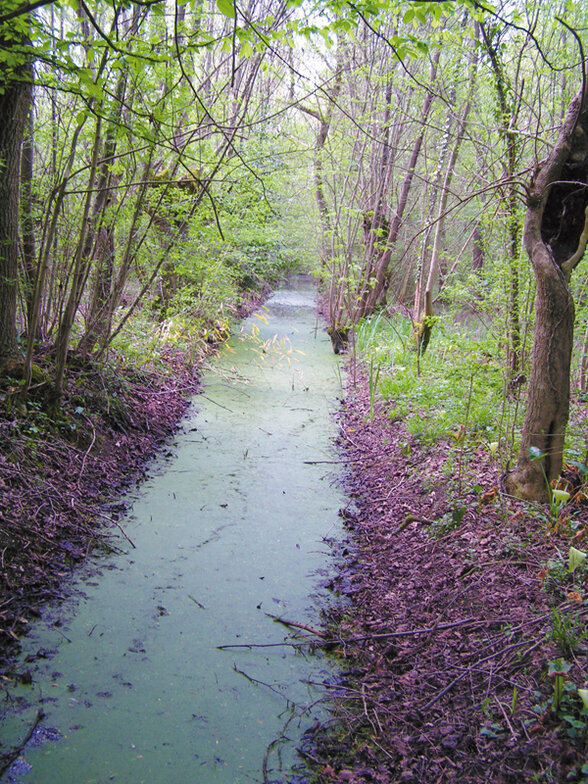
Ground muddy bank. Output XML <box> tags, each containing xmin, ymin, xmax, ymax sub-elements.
<box><xmin>0</xmin><ymin>349</ymin><xmax>200</xmax><ymax>665</ymax></box>
<box><xmin>309</xmin><ymin>369</ymin><xmax>587</xmax><ymax>784</ymax></box>
<box><xmin>0</xmin><ymin>285</ymin><xmax>272</xmax><ymax>669</ymax></box>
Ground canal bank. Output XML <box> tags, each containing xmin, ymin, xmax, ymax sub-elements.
<box><xmin>0</xmin><ymin>276</ymin><xmax>347</xmax><ymax>783</ymax></box>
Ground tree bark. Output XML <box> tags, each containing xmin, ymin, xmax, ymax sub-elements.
<box><xmin>0</xmin><ymin>45</ymin><xmax>31</xmax><ymax>370</ymax></box>
<box><xmin>20</xmin><ymin>100</ymin><xmax>36</xmax><ymax>333</ymax></box>
<box><xmin>506</xmin><ymin>78</ymin><xmax>588</xmax><ymax>500</ymax></box>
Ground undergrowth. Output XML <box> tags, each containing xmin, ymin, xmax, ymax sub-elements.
<box><xmin>354</xmin><ymin>311</ymin><xmax>588</xmax><ymax>468</ymax></box>
<box><xmin>355</xmin><ymin>312</ymin><xmax>517</xmax><ymax>454</ymax></box>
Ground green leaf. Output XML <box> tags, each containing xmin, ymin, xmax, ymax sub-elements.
<box><xmin>480</xmin><ymin>726</ymin><xmax>498</xmax><ymax>738</ymax></box>
<box><xmin>529</xmin><ymin>445</ymin><xmax>544</xmax><ymax>460</ymax></box>
<box><xmin>216</xmin><ymin>0</ymin><xmax>235</xmax><ymax>18</ymax></box>
<box><xmin>548</xmin><ymin>658</ymin><xmax>572</xmax><ymax>675</ymax></box>
<box><xmin>569</xmin><ymin>546</ymin><xmax>586</xmax><ymax>573</ymax></box>
<box><xmin>577</xmin><ymin>689</ymin><xmax>588</xmax><ymax>709</ymax></box>
<box><xmin>452</xmin><ymin>506</ymin><xmax>466</xmax><ymax>525</ymax></box>
<box><xmin>568</xmin><ymin>459</ymin><xmax>588</xmax><ymax>475</ymax></box>
<box><xmin>240</xmin><ymin>40</ymin><xmax>253</xmax><ymax>58</ymax></box>
<box><xmin>552</xmin><ymin>488</ymin><xmax>570</xmax><ymax>505</ymax></box>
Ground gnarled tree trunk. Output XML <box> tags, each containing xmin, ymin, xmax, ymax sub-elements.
<box><xmin>506</xmin><ymin>75</ymin><xmax>588</xmax><ymax>500</ymax></box>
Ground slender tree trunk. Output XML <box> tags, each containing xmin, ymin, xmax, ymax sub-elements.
<box><xmin>481</xmin><ymin>23</ymin><xmax>522</xmax><ymax>376</ymax></box>
<box><xmin>51</xmin><ymin>114</ymin><xmax>103</xmax><ymax>405</ymax></box>
<box><xmin>77</xmin><ymin>66</ymin><xmax>129</xmax><ymax>355</ymax></box>
<box><xmin>77</xmin><ymin>226</ymin><xmax>115</xmax><ymax>355</ymax></box>
<box><xmin>418</xmin><ymin>45</ymin><xmax>478</xmax><ymax>355</ymax></box>
<box><xmin>353</xmin><ymin>48</ymin><xmax>440</xmax><ymax>321</ymax></box>
<box><xmin>20</xmin><ymin>100</ymin><xmax>37</xmax><ymax>333</ymax></box>
<box><xmin>299</xmin><ymin>70</ymin><xmax>343</xmax><ymax>270</ymax></box>
<box><xmin>472</xmin><ymin>222</ymin><xmax>484</xmax><ymax>270</ymax></box>
<box><xmin>21</xmin><ymin>113</ymin><xmax>87</xmax><ymax>394</ymax></box>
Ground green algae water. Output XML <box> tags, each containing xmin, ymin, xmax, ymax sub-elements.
<box><xmin>1</xmin><ymin>276</ymin><xmax>346</xmax><ymax>784</ymax></box>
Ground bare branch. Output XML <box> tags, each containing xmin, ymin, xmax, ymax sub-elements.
<box><xmin>0</xmin><ymin>0</ymin><xmax>54</xmax><ymax>25</ymax></box>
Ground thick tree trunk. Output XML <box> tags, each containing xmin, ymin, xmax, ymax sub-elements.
<box><xmin>506</xmin><ymin>244</ymin><xmax>574</xmax><ymax>499</ymax></box>
<box><xmin>506</xmin><ymin>79</ymin><xmax>588</xmax><ymax>500</ymax></box>
<box><xmin>0</xmin><ymin>68</ymin><xmax>31</xmax><ymax>370</ymax></box>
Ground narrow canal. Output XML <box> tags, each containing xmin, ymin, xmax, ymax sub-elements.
<box><xmin>1</xmin><ymin>275</ymin><xmax>346</xmax><ymax>783</ymax></box>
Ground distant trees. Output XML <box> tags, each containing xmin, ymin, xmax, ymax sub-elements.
<box><xmin>299</xmin><ymin>0</ymin><xmax>588</xmax><ymax>500</ymax></box>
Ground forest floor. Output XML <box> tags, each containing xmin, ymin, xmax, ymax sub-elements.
<box><xmin>1</xmin><ymin>323</ymin><xmax>587</xmax><ymax>783</ymax></box>
<box><xmin>305</xmin><ymin>367</ymin><xmax>588</xmax><ymax>784</ymax></box>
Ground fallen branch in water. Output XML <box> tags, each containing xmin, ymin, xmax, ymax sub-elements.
<box><xmin>217</xmin><ymin>641</ymin><xmax>302</xmax><ymax>650</ymax></box>
<box><xmin>233</xmin><ymin>663</ymin><xmax>293</xmax><ymax>704</ymax></box>
<box><xmin>264</xmin><ymin>613</ymin><xmax>328</xmax><ymax>638</ymax></box>
<box><xmin>217</xmin><ymin>616</ymin><xmax>491</xmax><ymax>651</ymax></box>
<box><xmin>0</xmin><ymin>709</ymin><xmax>44</xmax><ymax>777</ymax></box>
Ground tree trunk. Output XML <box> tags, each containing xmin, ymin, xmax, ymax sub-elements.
<box><xmin>20</xmin><ymin>100</ymin><xmax>37</xmax><ymax>334</ymax></box>
<box><xmin>354</xmin><ymin>48</ymin><xmax>440</xmax><ymax>321</ymax></box>
<box><xmin>51</xmin><ymin>113</ymin><xmax>103</xmax><ymax>405</ymax></box>
<box><xmin>77</xmin><ymin>64</ymin><xmax>129</xmax><ymax>355</ymax></box>
<box><xmin>298</xmin><ymin>69</ymin><xmax>343</xmax><ymax>269</ymax></box>
<box><xmin>77</xmin><ymin>226</ymin><xmax>115</xmax><ymax>355</ymax></box>
<box><xmin>472</xmin><ymin>222</ymin><xmax>484</xmax><ymax>270</ymax></box>
<box><xmin>0</xmin><ymin>56</ymin><xmax>31</xmax><ymax>371</ymax></box>
<box><xmin>506</xmin><ymin>79</ymin><xmax>588</xmax><ymax>500</ymax></box>
<box><xmin>418</xmin><ymin>46</ymin><xmax>477</xmax><ymax>356</ymax></box>
<box><xmin>481</xmin><ymin>23</ymin><xmax>522</xmax><ymax>377</ymax></box>
<box><xmin>507</xmin><ymin>250</ymin><xmax>574</xmax><ymax>499</ymax></box>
